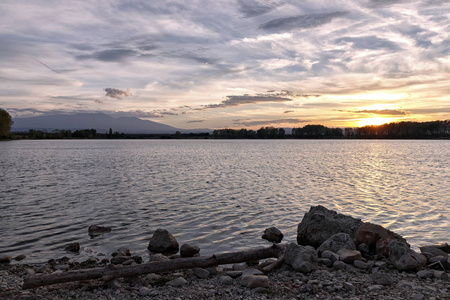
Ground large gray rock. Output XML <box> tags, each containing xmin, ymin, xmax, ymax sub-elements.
<box><xmin>262</xmin><ymin>227</ymin><xmax>284</xmax><ymax>243</ymax></box>
<box><xmin>389</xmin><ymin>240</ymin><xmax>426</xmax><ymax>271</ymax></box>
<box><xmin>147</xmin><ymin>229</ymin><xmax>179</xmax><ymax>255</ymax></box>
<box><xmin>317</xmin><ymin>233</ymin><xmax>356</xmax><ymax>254</ymax></box>
<box><xmin>297</xmin><ymin>206</ymin><xmax>363</xmax><ymax>247</ymax></box>
<box><xmin>285</xmin><ymin>243</ymin><xmax>318</xmax><ymax>273</ymax></box>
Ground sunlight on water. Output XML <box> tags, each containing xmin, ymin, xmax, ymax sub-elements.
<box><xmin>0</xmin><ymin>139</ymin><xmax>449</xmax><ymax>263</ymax></box>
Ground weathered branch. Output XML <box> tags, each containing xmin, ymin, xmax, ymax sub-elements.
<box><xmin>23</xmin><ymin>244</ymin><xmax>286</xmax><ymax>289</ymax></box>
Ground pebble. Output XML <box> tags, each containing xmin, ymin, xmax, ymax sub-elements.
<box><xmin>193</xmin><ymin>267</ymin><xmax>210</xmax><ymax>279</ymax></box>
<box><xmin>166</xmin><ymin>277</ymin><xmax>187</xmax><ymax>287</ymax></box>
<box><xmin>219</xmin><ymin>275</ymin><xmax>233</xmax><ymax>285</ymax></box>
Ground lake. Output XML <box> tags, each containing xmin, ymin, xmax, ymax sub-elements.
<box><xmin>0</xmin><ymin>139</ymin><xmax>449</xmax><ymax>263</ymax></box>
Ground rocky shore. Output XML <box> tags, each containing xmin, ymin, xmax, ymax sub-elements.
<box><xmin>1</xmin><ymin>206</ymin><xmax>449</xmax><ymax>300</ymax></box>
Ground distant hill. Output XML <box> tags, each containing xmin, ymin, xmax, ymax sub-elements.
<box><xmin>12</xmin><ymin>113</ymin><xmax>210</xmax><ymax>134</ymax></box>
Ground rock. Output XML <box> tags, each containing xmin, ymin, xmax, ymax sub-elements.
<box><xmin>371</xmin><ymin>272</ymin><xmax>393</xmax><ymax>285</ymax></box>
<box><xmin>147</xmin><ymin>229</ymin><xmax>179</xmax><ymax>255</ymax></box>
<box><xmin>166</xmin><ymin>277</ymin><xmax>187</xmax><ymax>287</ymax></box>
<box><xmin>388</xmin><ymin>240</ymin><xmax>426</xmax><ymax>271</ymax></box>
<box><xmin>261</xmin><ymin>227</ymin><xmax>284</xmax><ymax>243</ymax></box>
<box><xmin>358</xmin><ymin>243</ymin><xmax>370</xmax><ymax>254</ymax></box>
<box><xmin>356</xmin><ymin>222</ymin><xmax>406</xmax><ymax>247</ymax></box>
<box><xmin>297</xmin><ymin>205</ymin><xmax>363</xmax><ymax>247</ymax></box>
<box><xmin>428</xmin><ymin>255</ymin><xmax>450</xmax><ymax>270</ymax></box>
<box><xmin>353</xmin><ymin>260</ymin><xmax>368</xmax><ymax>270</ymax></box>
<box><xmin>318</xmin><ymin>233</ymin><xmax>356</xmax><ymax>254</ymax></box>
<box><xmin>111</xmin><ymin>247</ymin><xmax>131</xmax><ymax>257</ymax></box>
<box><xmin>241</xmin><ymin>275</ymin><xmax>269</xmax><ymax>288</ymax></box>
<box><xmin>284</xmin><ymin>243</ymin><xmax>318</xmax><ymax>273</ymax></box>
<box><xmin>374</xmin><ymin>261</ymin><xmax>387</xmax><ymax>269</ymax></box>
<box><xmin>417</xmin><ymin>270</ymin><xmax>434</xmax><ymax>279</ymax></box>
<box><xmin>64</xmin><ymin>242</ymin><xmax>80</xmax><ymax>253</ymax></box>
<box><xmin>319</xmin><ymin>258</ymin><xmax>333</xmax><ymax>267</ymax></box>
<box><xmin>139</xmin><ymin>287</ymin><xmax>152</xmax><ymax>296</ymax></box>
<box><xmin>193</xmin><ymin>268</ymin><xmax>209</xmax><ymax>279</ymax></box>
<box><xmin>14</xmin><ymin>254</ymin><xmax>26</xmax><ymax>261</ymax></box>
<box><xmin>343</xmin><ymin>282</ymin><xmax>356</xmax><ymax>293</ymax></box>
<box><xmin>337</xmin><ymin>249</ymin><xmax>362</xmax><ymax>264</ymax></box>
<box><xmin>242</xmin><ymin>269</ymin><xmax>264</xmax><ymax>276</ymax></box>
<box><xmin>24</xmin><ymin>269</ymin><xmax>35</xmax><ymax>277</ymax></box>
<box><xmin>205</xmin><ymin>266</ymin><xmax>219</xmax><ymax>275</ymax></box>
<box><xmin>219</xmin><ymin>275</ymin><xmax>233</xmax><ymax>285</ymax></box>
<box><xmin>180</xmin><ymin>244</ymin><xmax>200</xmax><ymax>257</ymax></box>
<box><xmin>321</xmin><ymin>250</ymin><xmax>340</xmax><ymax>263</ymax></box>
<box><xmin>121</xmin><ymin>259</ymin><xmax>135</xmax><ymax>265</ymax></box>
<box><xmin>0</xmin><ymin>255</ymin><xmax>12</xmax><ymax>264</ymax></box>
<box><xmin>333</xmin><ymin>261</ymin><xmax>347</xmax><ymax>270</ymax></box>
<box><xmin>232</xmin><ymin>263</ymin><xmax>246</xmax><ymax>271</ymax></box>
<box><xmin>411</xmin><ymin>293</ymin><xmax>425</xmax><ymax>300</ymax></box>
<box><xmin>88</xmin><ymin>225</ymin><xmax>112</xmax><ymax>236</ymax></box>
<box><xmin>105</xmin><ymin>279</ymin><xmax>122</xmax><ymax>290</ymax></box>
<box><xmin>367</xmin><ymin>285</ymin><xmax>384</xmax><ymax>292</ymax></box>
<box><xmin>226</xmin><ymin>271</ymin><xmax>243</xmax><ymax>278</ymax></box>
<box><xmin>419</xmin><ymin>245</ymin><xmax>449</xmax><ymax>258</ymax></box>
<box><xmin>132</xmin><ymin>256</ymin><xmax>142</xmax><ymax>264</ymax></box>
<box><xmin>149</xmin><ymin>253</ymin><xmax>170</xmax><ymax>262</ymax></box>
<box><xmin>433</xmin><ymin>270</ymin><xmax>449</xmax><ymax>280</ymax></box>
<box><xmin>110</xmin><ymin>256</ymin><xmax>130</xmax><ymax>265</ymax></box>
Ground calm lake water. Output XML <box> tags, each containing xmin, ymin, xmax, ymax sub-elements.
<box><xmin>0</xmin><ymin>139</ymin><xmax>449</xmax><ymax>263</ymax></box>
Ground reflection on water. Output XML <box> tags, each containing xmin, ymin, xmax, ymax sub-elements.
<box><xmin>0</xmin><ymin>139</ymin><xmax>449</xmax><ymax>263</ymax></box>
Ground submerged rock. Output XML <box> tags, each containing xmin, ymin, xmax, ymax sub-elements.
<box><xmin>262</xmin><ymin>227</ymin><xmax>284</xmax><ymax>243</ymax></box>
<box><xmin>147</xmin><ymin>228</ymin><xmax>179</xmax><ymax>255</ymax></box>
<box><xmin>297</xmin><ymin>205</ymin><xmax>363</xmax><ymax>247</ymax></box>
<box><xmin>64</xmin><ymin>242</ymin><xmax>80</xmax><ymax>253</ymax></box>
<box><xmin>88</xmin><ymin>225</ymin><xmax>112</xmax><ymax>236</ymax></box>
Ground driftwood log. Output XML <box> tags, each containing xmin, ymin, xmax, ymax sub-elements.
<box><xmin>23</xmin><ymin>244</ymin><xmax>286</xmax><ymax>289</ymax></box>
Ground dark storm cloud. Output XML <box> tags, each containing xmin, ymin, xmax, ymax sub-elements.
<box><xmin>238</xmin><ymin>0</ymin><xmax>278</xmax><ymax>18</ymax></box>
<box><xmin>259</xmin><ymin>11</ymin><xmax>348</xmax><ymax>32</ymax></box>
<box><xmin>233</xmin><ymin>118</ymin><xmax>307</xmax><ymax>126</ymax></box>
<box><xmin>104</xmin><ymin>88</ymin><xmax>132</xmax><ymax>99</ymax></box>
<box><xmin>77</xmin><ymin>49</ymin><xmax>137</xmax><ymax>62</ymax></box>
<box><xmin>335</xmin><ymin>36</ymin><xmax>402</xmax><ymax>50</ymax></box>
<box><xmin>203</xmin><ymin>91</ymin><xmax>297</xmax><ymax>109</ymax></box>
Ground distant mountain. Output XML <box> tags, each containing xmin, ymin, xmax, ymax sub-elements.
<box><xmin>12</xmin><ymin>113</ymin><xmax>210</xmax><ymax>134</ymax></box>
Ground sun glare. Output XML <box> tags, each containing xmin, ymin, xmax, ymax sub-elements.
<box><xmin>357</xmin><ymin>117</ymin><xmax>396</xmax><ymax>127</ymax></box>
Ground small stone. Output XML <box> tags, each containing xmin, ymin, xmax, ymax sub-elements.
<box><xmin>242</xmin><ymin>269</ymin><xmax>264</xmax><ymax>276</ymax></box>
<box><xmin>14</xmin><ymin>254</ymin><xmax>26</xmax><ymax>261</ymax></box>
<box><xmin>0</xmin><ymin>255</ymin><xmax>12</xmax><ymax>264</ymax></box>
<box><xmin>149</xmin><ymin>253</ymin><xmax>170</xmax><ymax>262</ymax></box>
<box><xmin>24</xmin><ymin>269</ymin><xmax>35</xmax><ymax>276</ymax></box>
<box><xmin>105</xmin><ymin>279</ymin><xmax>122</xmax><ymax>290</ymax></box>
<box><xmin>132</xmin><ymin>255</ymin><xmax>142</xmax><ymax>264</ymax></box>
<box><xmin>121</xmin><ymin>259</ymin><xmax>135</xmax><ymax>265</ymax></box>
<box><xmin>232</xmin><ymin>263</ymin><xmax>246</xmax><ymax>271</ymax></box>
<box><xmin>166</xmin><ymin>277</ymin><xmax>187</xmax><ymax>287</ymax></box>
<box><xmin>433</xmin><ymin>270</ymin><xmax>448</xmax><ymax>280</ymax></box>
<box><xmin>139</xmin><ymin>287</ymin><xmax>152</xmax><ymax>296</ymax></box>
<box><xmin>374</xmin><ymin>261</ymin><xmax>387</xmax><ymax>269</ymax></box>
<box><xmin>205</xmin><ymin>266</ymin><xmax>219</xmax><ymax>275</ymax></box>
<box><xmin>145</xmin><ymin>273</ymin><xmax>161</xmax><ymax>281</ymax></box>
<box><xmin>319</xmin><ymin>258</ymin><xmax>333</xmax><ymax>267</ymax></box>
<box><xmin>322</xmin><ymin>250</ymin><xmax>339</xmax><ymax>263</ymax></box>
<box><xmin>367</xmin><ymin>285</ymin><xmax>383</xmax><ymax>292</ymax></box>
<box><xmin>353</xmin><ymin>260</ymin><xmax>368</xmax><ymax>270</ymax></box>
<box><xmin>417</xmin><ymin>270</ymin><xmax>434</xmax><ymax>279</ymax></box>
<box><xmin>193</xmin><ymin>267</ymin><xmax>210</xmax><ymax>279</ymax></box>
<box><xmin>241</xmin><ymin>275</ymin><xmax>269</xmax><ymax>288</ymax></box>
<box><xmin>147</xmin><ymin>228</ymin><xmax>179</xmax><ymax>255</ymax></box>
<box><xmin>226</xmin><ymin>271</ymin><xmax>243</xmax><ymax>278</ymax></box>
<box><xmin>262</xmin><ymin>227</ymin><xmax>284</xmax><ymax>243</ymax></box>
<box><xmin>411</xmin><ymin>293</ymin><xmax>424</xmax><ymax>300</ymax></box>
<box><xmin>344</xmin><ymin>282</ymin><xmax>356</xmax><ymax>293</ymax></box>
<box><xmin>333</xmin><ymin>261</ymin><xmax>347</xmax><ymax>270</ymax></box>
<box><xmin>110</xmin><ymin>256</ymin><xmax>129</xmax><ymax>265</ymax></box>
<box><xmin>371</xmin><ymin>272</ymin><xmax>393</xmax><ymax>285</ymax></box>
<box><xmin>180</xmin><ymin>244</ymin><xmax>200</xmax><ymax>257</ymax></box>
<box><xmin>219</xmin><ymin>275</ymin><xmax>233</xmax><ymax>285</ymax></box>
<box><xmin>358</xmin><ymin>243</ymin><xmax>370</xmax><ymax>254</ymax></box>
<box><xmin>111</xmin><ymin>247</ymin><xmax>131</xmax><ymax>257</ymax></box>
<box><xmin>338</xmin><ymin>249</ymin><xmax>362</xmax><ymax>264</ymax></box>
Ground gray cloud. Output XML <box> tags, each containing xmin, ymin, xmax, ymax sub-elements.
<box><xmin>284</xmin><ymin>110</ymin><xmax>294</xmax><ymax>113</ymax></box>
<box><xmin>104</xmin><ymin>88</ymin><xmax>132</xmax><ymax>99</ymax></box>
<box><xmin>238</xmin><ymin>0</ymin><xmax>278</xmax><ymax>18</ymax></box>
<box><xmin>260</xmin><ymin>11</ymin><xmax>348</xmax><ymax>32</ymax></box>
<box><xmin>187</xmin><ymin>120</ymin><xmax>205</xmax><ymax>123</ymax></box>
<box><xmin>335</xmin><ymin>36</ymin><xmax>402</xmax><ymax>50</ymax></box>
<box><xmin>233</xmin><ymin>118</ymin><xmax>306</xmax><ymax>126</ymax></box>
<box><xmin>336</xmin><ymin>109</ymin><xmax>410</xmax><ymax>115</ymax></box>
<box><xmin>204</xmin><ymin>91</ymin><xmax>296</xmax><ymax>109</ymax></box>
<box><xmin>77</xmin><ymin>49</ymin><xmax>137</xmax><ymax>62</ymax></box>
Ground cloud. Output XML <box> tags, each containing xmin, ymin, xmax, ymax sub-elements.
<box><xmin>104</xmin><ymin>88</ymin><xmax>132</xmax><ymax>99</ymax></box>
<box><xmin>233</xmin><ymin>118</ymin><xmax>307</xmax><ymax>126</ymax></box>
<box><xmin>203</xmin><ymin>91</ymin><xmax>301</xmax><ymax>109</ymax></box>
<box><xmin>335</xmin><ymin>36</ymin><xmax>402</xmax><ymax>51</ymax></box>
<box><xmin>284</xmin><ymin>110</ymin><xmax>294</xmax><ymax>113</ymax></box>
<box><xmin>187</xmin><ymin>120</ymin><xmax>205</xmax><ymax>123</ymax></box>
<box><xmin>336</xmin><ymin>109</ymin><xmax>410</xmax><ymax>116</ymax></box>
<box><xmin>259</xmin><ymin>11</ymin><xmax>348</xmax><ymax>32</ymax></box>
<box><xmin>77</xmin><ymin>49</ymin><xmax>137</xmax><ymax>62</ymax></box>
<box><xmin>238</xmin><ymin>0</ymin><xmax>278</xmax><ymax>18</ymax></box>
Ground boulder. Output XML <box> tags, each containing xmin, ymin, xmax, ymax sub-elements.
<box><xmin>297</xmin><ymin>205</ymin><xmax>363</xmax><ymax>247</ymax></box>
<box><xmin>419</xmin><ymin>245</ymin><xmax>449</xmax><ymax>258</ymax></box>
<box><xmin>285</xmin><ymin>243</ymin><xmax>318</xmax><ymax>273</ymax></box>
<box><xmin>241</xmin><ymin>275</ymin><xmax>269</xmax><ymax>288</ymax></box>
<box><xmin>147</xmin><ymin>228</ymin><xmax>179</xmax><ymax>255</ymax></box>
<box><xmin>356</xmin><ymin>222</ymin><xmax>407</xmax><ymax>257</ymax></box>
<box><xmin>64</xmin><ymin>242</ymin><xmax>80</xmax><ymax>253</ymax></box>
<box><xmin>318</xmin><ymin>233</ymin><xmax>356</xmax><ymax>254</ymax></box>
<box><xmin>337</xmin><ymin>249</ymin><xmax>362</xmax><ymax>264</ymax></box>
<box><xmin>180</xmin><ymin>244</ymin><xmax>200</xmax><ymax>257</ymax></box>
<box><xmin>88</xmin><ymin>225</ymin><xmax>112</xmax><ymax>236</ymax></box>
<box><xmin>388</xmin><ymin>240</ymin><xmax>426</xmax><ymax>271</ymax></box>
<box><xmin>262</xmin><ymin>227</ymin><xmax>284</xmax><ymax>243</ymax></box>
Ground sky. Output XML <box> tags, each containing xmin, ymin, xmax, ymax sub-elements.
<box><xmin>1</xmin><ymin>0</ymin><xmax>449</xmax><ymax>129</ymax></box>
